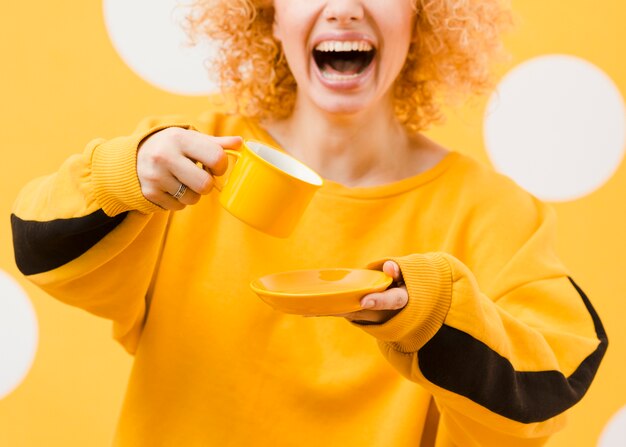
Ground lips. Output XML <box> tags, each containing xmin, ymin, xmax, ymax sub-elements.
<box><xmin>311</xmin><ymin>35</ymin><xmax>377</xmax><ymax>84</ymax></box>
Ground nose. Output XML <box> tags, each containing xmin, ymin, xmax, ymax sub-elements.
<box><xmin>322</xmin><ymin>0</ymin><xmax>365</xmax><ymax>24</ymax></box>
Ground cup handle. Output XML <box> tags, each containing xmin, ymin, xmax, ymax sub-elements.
<box><xmin>212</xmin><ymin>149</ymin><xmax>241</xmax><ymax>192</ymax></box>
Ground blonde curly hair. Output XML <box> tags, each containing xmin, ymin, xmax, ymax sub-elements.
<box><xmin>185</xmin><ymin>0</ymin><xmax>512</xmax><ymax>132</ymax></box>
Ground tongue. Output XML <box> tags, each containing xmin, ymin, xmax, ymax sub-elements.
<box><xmin>324</xmin><ymin>59</ymin><xmax>361</xmax><ymax>76</ymax></box>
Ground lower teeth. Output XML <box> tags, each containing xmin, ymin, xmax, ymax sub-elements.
<box><xmin>321</xmin><ymin>71</ymin><xmax>361</xmax><ymax>81</ymax></box>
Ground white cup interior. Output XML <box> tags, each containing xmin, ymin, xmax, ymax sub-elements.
<box><xmin>247</xmin><ymin>141</ymin><xmax>323</xmax><ymax>186</ymax></box>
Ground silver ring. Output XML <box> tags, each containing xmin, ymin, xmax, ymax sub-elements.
<box><xmin>172</xmin><ymin>183</ymin><xmax>187</xmax><ymax>200</ymax></box>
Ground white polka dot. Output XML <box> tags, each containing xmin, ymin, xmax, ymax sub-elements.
<box><xmin>103</xmin><ymin>0</ymin><xmax>218</xmax><ymax>95</ymax></box>
<box><xmin>484</xmin><ymin>55</ymin><xmax>625</xmax><ymax>202</ymax></box>
<box><xmin>599</xmin><ymin>406</ymin><xmax>626</xmax><ymax>447</ymax></box>
<box><xmin>0</xmin><ymin>270</ymin><xmax>38</xmax><ymax>399</ymax></box>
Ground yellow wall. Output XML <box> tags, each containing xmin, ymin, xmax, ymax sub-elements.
<box><xmin>0</xmin><ymin>1</ymin><xmax>624</xmax><ymax>445</ymax></box>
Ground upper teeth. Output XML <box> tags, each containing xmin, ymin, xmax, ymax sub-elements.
<box><xmin>315</xmin><ymin>41</ymin><xmax>373</xmax><ymax>52</ymax></box>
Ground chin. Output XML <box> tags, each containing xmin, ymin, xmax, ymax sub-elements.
<box><xmin>309</xmin><ymin>90</ymin><xmax>378</xmax><ymax>118</ymax></box>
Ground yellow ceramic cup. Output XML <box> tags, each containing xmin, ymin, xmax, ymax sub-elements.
<box><xmin>215</xmin><ymin>140</ymin><xmax>323</xmax><ymax>238</ymax></box>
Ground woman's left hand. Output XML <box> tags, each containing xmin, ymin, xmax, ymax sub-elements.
<box><xmin>335</xmin><ymin>260</ymin><xmax>408</xmax><ymax>324</ymax></box>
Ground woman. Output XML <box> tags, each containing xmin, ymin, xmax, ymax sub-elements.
<box><xmin>11</xmin><ymin>0</ymin><xmax>607</xmax><ymax>445</ymax></box>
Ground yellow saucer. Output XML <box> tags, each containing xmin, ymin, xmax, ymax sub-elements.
<box><xmin>250</xmin><ymin>268</ymin><xmax>393</xmax><ymax>316</ymax></box>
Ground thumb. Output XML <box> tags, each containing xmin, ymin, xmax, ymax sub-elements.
<box><xmin>382</xmin><ymin>260</ymin><xmax>402</xmax><ymax>282</ymax></box>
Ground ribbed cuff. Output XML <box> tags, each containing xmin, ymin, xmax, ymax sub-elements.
<box><xmin>91</xmin><ymin>123</ymin><xmax>193</xmax><ymax>216</ymax></box>
<box><xmin>353</xmin><ymin>253</ymin><xmax>453</xmax><ymax>353</ymax></box>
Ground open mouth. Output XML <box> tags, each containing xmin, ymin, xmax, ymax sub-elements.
<box><xmin>312</xmin><ymin>40</ymin><xmax>376</xmax><ymax>81</ymax></box>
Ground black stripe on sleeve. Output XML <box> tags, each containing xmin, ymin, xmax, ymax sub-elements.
<box><xmin>417</xmin><ymin>278</ymin><xmax>608</xmax><ymax>423</ymax></box>
<box><xmin>11</xmin><ymin>210</ymin><xmax>128</xmax><ymax>276</ymax></box>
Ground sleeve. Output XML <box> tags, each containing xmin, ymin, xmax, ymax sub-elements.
<box><xmin>355</xmin><ymin>199</ymin><xmax>608</xmax><ymax>446</ymax></box>
<box><xmin>10</xmin><ymin>116</ymin><xmax>195</xmax><ymax>353</ymax></box>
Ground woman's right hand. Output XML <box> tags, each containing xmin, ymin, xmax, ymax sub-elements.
<box><xmin>136</xmin><ymin>127</ymin><xmax>243</xmax><ymax>210</ymax></box>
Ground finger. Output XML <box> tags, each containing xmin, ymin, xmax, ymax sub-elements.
<box><xmin>340</xmin><ymin>309</ymin><xmax>399</xmax><ymax>324</ymax></box>
<box><xmin>177</xmin><ymin>188</ymin><xmax>201</xmax><ymax>205</ymax></box>
<box><xmin>382</xmin><ymin>260</ymin><xmax>402</xmax><ymax>281</ymax></box>
<box><xmin>211</xmin><ymin>135</ymin><xmax>245</xmax><ymax>149</ymax></box>
<box><xmin>154</xmin><ymin>170</ymin><xmax>200</xmax><ymax>204</ymax></box>
<box><xmin>145</xmin><ymin>190</ymin><xmax>187</xmax><ymax>211</ymax></box>
<box><xmin>179</xmin><ymin>131</ymin><xmax>243</xmax><ymax>176</ymax></box>
<box><xmin>169</xmin><ymin>155</ymin><xmax>216</xmax><ymax>195</ymax></box>
<box><xmin>170</xmin><ymin>183</ymin><xmax>201</xmax><ymax>206</ymax></box>
<box><xmin>141</xmin><ymin>171</ymin><xmax>199</xmax><ymax>207</ymax></box>
<box><xmin>360</xmin><ymin>287</ymin><xmax>408</xmax><ymax>311</ymax></box>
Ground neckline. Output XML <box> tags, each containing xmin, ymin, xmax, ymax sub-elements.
<box><xmin>318</xmin><ymin>151</ymin><xmax>459</xmax><ymax>199</ymax></box>
<box><xmin>245</xmin><ymin>117</ymin><xmax>460</xmax><ymax>200</ymax></box>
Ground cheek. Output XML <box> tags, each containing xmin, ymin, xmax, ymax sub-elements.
<box><xmin>278</xmin><ymin>28</ymin><xmax>307</xmax><ymax>63</ymax></box>
<box><xmin>387</xmin><ymin>13</ymin><xmax>414</xmax><ymax>42</ymax></box>
<box><xmin>272</xmin><ymin>2</ymin><xmax>315</xmax><ymax>42</ymax></box>
<box><xmin>273</xmin><ymin>9</ymin><xmax>315</xmax><ymax>70</ymax></box>
<box><xmin>379</xmin><ymin>12</ymin><xmax>414</xmax><ymax>61</ymax></box>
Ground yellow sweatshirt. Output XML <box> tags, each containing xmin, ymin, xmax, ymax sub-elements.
<box><xmin>11</xmin><ymin>110</ymin><xmax>607</xmax><ymax>446</ymax></box>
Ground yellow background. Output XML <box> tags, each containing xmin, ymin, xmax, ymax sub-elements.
<box><xmin>0</xmin><ymin>1</ymin><xmax>624</xmax><ymax>445</ymax></box>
